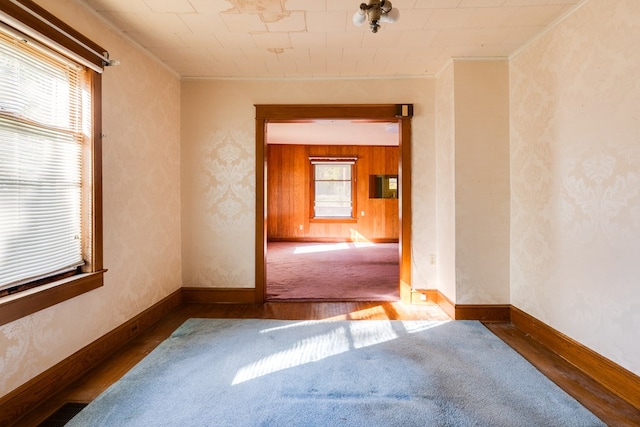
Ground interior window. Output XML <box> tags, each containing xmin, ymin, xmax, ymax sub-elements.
<box><xmin>310</xmin><ymin>157</ymin><xmax>357</xmax><ymax>219</ymax></box>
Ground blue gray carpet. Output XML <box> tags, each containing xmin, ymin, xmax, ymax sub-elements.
<box><xmin>67</xmin><ymin>319</ymin><xmax>605</xmax><ymax>426</ymax></box>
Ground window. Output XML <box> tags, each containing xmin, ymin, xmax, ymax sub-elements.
<box><xmin>0</xmin><ymin>0</ymin><xmax>106</xmax><ymax>326</ymax></box>
<box><xmin>369</xmin><ymin>174</ymin><xmax>398</xmax><ymax>199</ymax></box>
<box><xmin>310</xmin><ymin>157</ymin><xmax>357</xmax><ymax>219</ymax></box>
<box><xmin>0</xmin><ymin>31</ymin><xmax>87</xmax><ymax>290</ymax></box>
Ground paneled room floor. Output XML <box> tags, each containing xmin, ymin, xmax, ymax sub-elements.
<box><xmin>20</xmin><ymin>302</ymin><xmax>640</xmax><ymax>427</ymax></box>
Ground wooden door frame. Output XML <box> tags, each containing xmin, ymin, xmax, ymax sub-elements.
<box><xmin>255</xmin><ymin>104</ymin><xmax>412</xmax><ymax>304</ymax></box>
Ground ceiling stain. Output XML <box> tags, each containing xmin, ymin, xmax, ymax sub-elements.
<box><xmin>226</xmin><ymin>0</ymin><xmax>284</xmax><ymax>14</ymax></box>
<box><xmin>260</xmin><ymin>11</ymin><xmax>291</xmax><ymax>23</ymax></box>
<box><xmin>223</xmin><ymin>0</ymin><xmax>289</xmax><ymax>23</ymax></box>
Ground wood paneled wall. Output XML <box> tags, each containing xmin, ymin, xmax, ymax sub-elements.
<box><xmin>267</xmin><ymin>144</ymin><xmax>399</xmax><ymax>241</ymax></box>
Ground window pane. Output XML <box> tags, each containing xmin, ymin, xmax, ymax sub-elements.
<box><xmin>315</xmin><ymin>202</ymin><xmax>351</xmax><ymax>218</ymax></box>
<box><xmin>314</xmin><ymin>179</ymin><xmax>352</xmax><ymax>217</ymax></box>
<box><xmin>315</xmin><ymin>164</ymin><xmax>351</xmax><ymax>180</ymax></box>
<box><xmin>0</xmin><ymin>32</ymin><xmax>85</xmax><ymax>290</ymax></box>
<box><xmin>315</xmin><ymin>181</ymin><xmax>351</xmax><ymax>201</ymax></box>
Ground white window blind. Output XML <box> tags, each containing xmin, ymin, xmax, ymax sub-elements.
<box><xmin>0</xmin><ymin>30</ymin><xmax>86</xmax><ymax>291</ymax></box>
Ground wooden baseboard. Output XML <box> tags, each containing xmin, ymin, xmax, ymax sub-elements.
<box><xmin>410</xmin><ymin>289</ymin><xmax>438</xmax><ymax>305</ymax></box>
<box><xmin>454</xmin><ymin>304</ymin><xmax>511</xmax><ymax>321</ymax></box>
<box><xmin>511</xmin><ymin>305</ymin><xmax>640</xmax><ymax>410</ymax></box>
<box><xmin>182</xmin><ymin>287</ymin><xmax>256</xmax><ymax>304</ymax></box>
<box><xmin>0</xmin><ymin>289</ymin><xmax>182</xmax><ymax>427</ymax></box>
<box><xmin>431</xmin><ymin>290</ymin><xmax>510</xmax><ymax>322</ymax></box>
<box><xmin>434</xmin><ymin>291</ymin><xmax>455</xmax><ymax>319</ymax></box>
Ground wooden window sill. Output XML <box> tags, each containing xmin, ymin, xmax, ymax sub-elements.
<box><xmin>0</xmin><ymin>270</ymin><xmax>106</xmax><ymax>326</ymax></box>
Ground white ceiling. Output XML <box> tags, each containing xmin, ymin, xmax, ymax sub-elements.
<box><xmin>80</xmin><ymin>0</ymin><xmax>584</xmax><ymax>80</ymax></box>
<box><xmin>268</xmin><ymin>121</ymin><xmax>399</xmax><ymax>145</ymax></box>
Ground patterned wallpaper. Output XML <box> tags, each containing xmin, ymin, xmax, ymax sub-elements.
<box><xmin>453</xmin><ymin>60</ymin><xmax>510</xmax><ymax>305</ymax></box>
<box><xmin>181</xmin><ymin>78</ymin><xmax>437</xmax><ymax>290</ymax></box>
<box><xmin>0</xmin><ymin>0</ymin><xmax>182</xmax><ymax>397</ymax></box>
<box><xmin>183</xmin><ymin>126</ymin><xmax>256</xmax><ymax>288</ymax></box>
<box><xmin>510</xmin><ymin>0</ymin><xmax>640</xmax><ymax>374</ymax></box>
<box><xmin>434</xmin><ymin>60</ymin><xmax>510</xmax><ymax>306</ymax></box>
<box><xmin>435</xmin><ymin>62</ymin><xmax>457</xmax><ymax>302</ymax></box>
<box><xmin>4</xmin><ymin>0</ymin><xmax>637</xmax><ymax>402</ymax></box>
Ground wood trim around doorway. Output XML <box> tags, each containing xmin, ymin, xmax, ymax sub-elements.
<box><xmin>255</xmin><ymin>104</ymin><xmax>413</xmax><ymax>304</ymax></box>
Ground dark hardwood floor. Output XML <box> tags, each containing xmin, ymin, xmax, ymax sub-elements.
<box><xmin>19</xmin><ymin>302</ymin><xmax>640</xmax><ymax>426</ymax></box>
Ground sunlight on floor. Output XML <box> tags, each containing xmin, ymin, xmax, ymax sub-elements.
<box><xmin>230</xmin><ymin>319</ymin><xmax>448</xmax><ymax>385</ymax></box>
<box><xmin>293</xmin><ymin>241</ymin><xmax>377</xmax><ymax>255</ymax></box>
<box><xmin>293</xmin><ymin>242</ymin><xmax>351</xmax><ymax>254</ymax></box>
<box><xmin>350</xmin><ymin>229</ymin><xmax>376</xmax><ymax>247</ymax></box>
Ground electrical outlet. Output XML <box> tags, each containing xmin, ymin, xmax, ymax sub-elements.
<box><xmin>299</xmin><ymin>224</ymin><xmax>303</xmax><ymax>230</ymax></box>
<box><xmin>429</xmin><ymin>254</ymin><xmax>436</xmax><ymax>264</ymax></box>
<box><xmin>361</xmin><ymin>211</ymin><xmax>365</xmax><ymax>216</ymax></box>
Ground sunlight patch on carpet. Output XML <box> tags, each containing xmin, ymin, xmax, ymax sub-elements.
<box><xmin>67</xmin><ymin>319</ymin><xmax>606</xmax><ymax>427</ymax></box>
<box><xmin>292</xmin><ymin>241</ymin><xmax>378</xmax><ymax>254</ymax></box>
<box><xmin>293</xmin><ymin>242</ymin><xmax>350</xmax><ymax>254</ymax></box>
<box><xmin>233</xmin><ymin>320</ymin><xmax>448</xmax><ymax>385</ymax></box>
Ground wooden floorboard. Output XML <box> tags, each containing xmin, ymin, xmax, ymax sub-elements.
<box><xmin>485</xmin><ymin>322</ymin><xmax>640</xmax><ymax>426</ymax></box>
<box><xmin>20</xmin><ymin>302</ymin><xmax>639</xmax><ymax>426</ymax></box>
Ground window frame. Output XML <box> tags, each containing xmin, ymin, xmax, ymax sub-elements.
<box><xmin>0</xmin><ymin>1</ymin><xmax>105</xmax><ymax>327</ymax></box>
<box><xmin>309</xmin><ymin>156</ymin><xmax>358</xmax><ymax>223</ymax></box>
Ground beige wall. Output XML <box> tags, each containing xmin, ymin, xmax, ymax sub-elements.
<box><xmin>435</xmin><ymin>62</ymin><xmax>456</xmax><ymax>301</ymax></box>
<box><xmin>0</xmin><ymin>0</ymin><xmax>182</xmax><ymax>398</ymax></box>
<box><xmin>181</xmin><ymin>78</ymin><xmax>437</xmax><ymax>289</ymax></box>
<box><xmin>510</xmin><ymin>0</ymin><xmax>640</xmax><ymax>375</ymax></box>
<box><xmin>454</xmin><ymin>60</ymin><xmax>510</xmax><ymax>304</ymax></box>
<box><xmin>434</xmin><ymin>60</ymin><xmax>510</xmax><ymax>305</ymax></box>
<box><xmin>3</xmin><ymin>0</ymin><xmax>638</xmax><ymax>403</ymax></box>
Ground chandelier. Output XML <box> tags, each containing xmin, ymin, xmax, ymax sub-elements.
<box><xmin>352</xmin><ymin>0</ymin><xmax>400</xmax><ymax>33</ymax></box>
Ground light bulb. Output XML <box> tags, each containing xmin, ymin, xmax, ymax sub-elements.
<box><xmin>352</xmin><ymin>10</ymin><xmax>366</xmax><ymax>26</ymax></box>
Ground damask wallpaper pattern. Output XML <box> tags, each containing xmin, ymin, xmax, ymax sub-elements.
<box><xmin>510</xmin><ymin>0</ymin><xmax>640</xmax><ymax>374</ymax></box>
<box><xmin>3</xmin><ymin>0</ymin><xmax>638</xmax><ymax>403</ymax></box>
<box><xmin>435</xmin><ymin>63</ymin><xmax>456</xmax><ymax>302</ymax></box>
<box><xmin>181</xmin><ymin>78</ymin><xmax>437</xmax><ymax>290</ymax></box>
<box><xmin>453</xmin><ymin>60</ymin><xmax>510</xmax><ymax>305</ymax></box>
<box><xmin>0</xmin><ymin>0</ymin><xmax>182</xmax><ymax>397</ymax></box>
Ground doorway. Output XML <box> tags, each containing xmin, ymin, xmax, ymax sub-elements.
<box><xmin>255</xmin><ymin>104</ymin><xmax>413</xmax><ymax>304</ymax></box>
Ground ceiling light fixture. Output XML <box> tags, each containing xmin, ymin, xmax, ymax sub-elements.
<box><xmin>352</xmin><ymin>0</ymin><xmax>399</xmax><ymax>33</ymax></box>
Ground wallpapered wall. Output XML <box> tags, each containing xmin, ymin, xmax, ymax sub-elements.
<box><xmin>3</xmin><ymin>0</ymin><xmax>637</xmax><ymax>402</ymax></box>
<box><xmin>181</xmin><ymin>79</ymin><xmax>437</xmax><ymax>291</ymax></box>
<box><xmin>434</xmin><ymin>60</ymin><xmax>510</xmax><ymax>306</ymax></box>
<box><xmin>510</xmin><ymin>0</ymin><xmax>640</xmax><ymax>375</ymax></box>
<box><xmin>0</xmin><ymin>0</ymin><xmax>182</xmax><ymax>398</ymax></box>
<box><xmin>435</xmin><ymin>63</ymin><xmax>456</xmax><ymax>302</ymax></box>
<box><xmin>453</xmin><ymin>61</ymin><xmax>510</xmax><ymax>305</ymax></box>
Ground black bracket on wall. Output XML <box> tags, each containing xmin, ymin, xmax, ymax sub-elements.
<box><xmin>395</xmin><ymin>104</ymin><xmax>414</xmax><ymax>117</ymax></box>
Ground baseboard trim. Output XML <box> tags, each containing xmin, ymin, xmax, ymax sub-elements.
<box><xmin>434</xmin><ymin>291</ymin><xmax>455</xmax><ymax>318</ymax></box>
<box><xmin>455</xmin><ymin>304</ymin><xmax>511</xmax><ymax>322</ymax></box>
<box><xmin>430</xmin><ymin>290</ymin><xmax>510</xmax><ymax>322</ymax></box>
<box><xmin>0</xmin><ymin>289</ymin><xmax>182</xmax><ymax>427</ymax></box>
<box><xmin>182</xmin><ymin>287</ymin><xmax>256</xmax><ymax>304</ymax></box>
<box><xmin>409</xmin><ymin>289</ymin><xmax>438</xmax><ymax>305</ymax></box>
<box><xmin>511</xmin><ymin>305</ymin><xmax>640</xmax><ymax>410</ymax></box>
